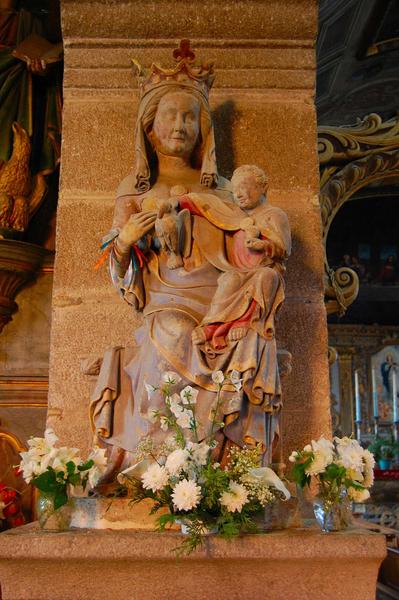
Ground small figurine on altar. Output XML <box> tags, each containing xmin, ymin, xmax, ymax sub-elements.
<box><xmin>192</xmin><ymin>164</ymin><xmax>290</xmax><ymax>348</ymax></box>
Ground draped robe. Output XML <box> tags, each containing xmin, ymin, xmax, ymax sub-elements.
<box><xmin>91</xmin><ymin>188</ymin><xmax>291</xmax><ymax>464</ymax></box>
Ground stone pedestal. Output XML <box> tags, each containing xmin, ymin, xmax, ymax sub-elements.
<box><xmin>0</xmin><ymin>525</ymin><xmax>386</xmax><ymax>600</ymax></box>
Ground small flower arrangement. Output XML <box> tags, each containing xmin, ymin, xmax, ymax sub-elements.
<box><xmin>119</xmin><ymin>370</ymin><xmax>290</xmax><ymax>554</ymax></box>
<box><xmin>19</xmin><ymin>428</ymin><xmax>107</xmax><ymax>510</ymax></box>
<box><xmin>289</xmin><ymin>435</ymin><xmax>375</xmax><ymax>504</ymax></box>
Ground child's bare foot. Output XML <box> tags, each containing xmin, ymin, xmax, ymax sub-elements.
<box><xmin>227</xmin><ymin>327</ymin><xmax>248</xmax><ymax>342</ymax></box>
<box><xmin>192</xmin><ymin>327</ymin><xmax>207</xmax><ymax>344</ymax></box>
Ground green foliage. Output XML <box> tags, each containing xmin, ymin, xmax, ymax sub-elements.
<box><xmin>368</xmin><ymin>436</ymin><xmax>399</xmax><ymax>460</ymax></box>
<box><xmin>156</xmin><ymin>512</ymin><xmax>177</xmax><ymax>531</ymax></box>
<box><xmin>32</xmin><ymin>459</ymin><xmax>93</xmax><ymax>510</ymax></box>
<box><xmin>200</xmin><ymin>462</ymin><xmax>230</xmax><ymax>511</ymax></box>
<box><xmin>290</xmin><ymin>455</ymin><xmax>312</xmax><ymax>489</ymax></box>
<box><xmin>33</xmin><ymin>468</ymin><xmax>69</xmax><ymax>509</ymax></box>
<box><xmin>174</xmin><ymin>517</ymin><xmax>205</xmax><ymax>556</ymax></box>
<box><xmin>78</xmin><ymin>459</ymin><xmax>94</xmax><ymax>472</ymax></box>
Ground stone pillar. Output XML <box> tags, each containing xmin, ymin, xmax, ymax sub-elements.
<box><xmin>50</xmin><ymin>0</ymin><xmax>330</xmax><ymax>458</ymax></box>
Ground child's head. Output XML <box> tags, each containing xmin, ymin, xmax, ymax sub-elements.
<box><xmin>231</xmin><ymin>165</ymin><xmax>268</xmax><ymax>210</ymax></box>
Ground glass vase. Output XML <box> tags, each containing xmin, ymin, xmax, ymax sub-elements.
<box><xmin>313</xmin><ymin>489</ymin><xmax>352</xmax><ymax>532</ymax></box>
<box><xmin>176</xmin><ymin>518</ymin><xmax>217</xmax><ymax>535</ymax></box>
<box><xmin>36</xmin><ymin>491</ymin><xmax>72</xmax><ymax>531</ymax></box>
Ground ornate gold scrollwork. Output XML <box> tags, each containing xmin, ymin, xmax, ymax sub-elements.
<box><xmin>0</xmin><ymin>429</ymin><xmax>26</xmax><ymax>453</ymax></box>
<box><xmin>328</xmin><ymin>345</ymin><xmax>338</xmax><ymax>366</ymax></box>
<box><xmin>319</xmin><ymin>113</ymin><xmax>399</xmax><ymax>316</ymax></box>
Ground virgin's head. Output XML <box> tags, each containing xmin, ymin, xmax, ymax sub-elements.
<box><xmin>133</xmin><ymin>85</ymin><xmax>217</xmax><ymax>192</ymax></box>
<box><xmin>148</xmin><ymin>91</ymin><xmax>201</xmax><ymax>160</ymax></box>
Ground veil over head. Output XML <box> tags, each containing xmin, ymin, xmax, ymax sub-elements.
<box><xmin>133</xmin><ymin>83</ymin><xmax>218</xmax><ymax>193</ymax></box>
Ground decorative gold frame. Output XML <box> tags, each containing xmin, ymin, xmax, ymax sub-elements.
<box><xmin>0</xmin><ymin>429</ymin><xmax>26</xmax><ymax>453</ymax></box>
<box><xmin>318</xmin><ymin>113</ymin><xmax>399</xmax><ymax>315</ymax></box>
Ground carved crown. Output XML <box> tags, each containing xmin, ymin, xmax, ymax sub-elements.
<box><xmin>132</xmin><ymin>40</ymin><xmax>215</xmax><ymax>101</ymax></box>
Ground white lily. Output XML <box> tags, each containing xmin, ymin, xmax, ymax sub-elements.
<box><xmin>117</xmin><ymin>458</ymin><xmax>154</xmax><ymax>485</ymax></box>
<box><xmin>247</xmin><ymin>467</ymin><xmax>291</xmax><ymax>500</ymax></box>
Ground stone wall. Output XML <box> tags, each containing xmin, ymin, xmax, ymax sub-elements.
<box><xmin>0</xmin><ymin>264</ymin><xmax>53</xmax><ymax>448</ymax></box>
<box><xmin>51</xmin><ymin>0</ymin><xmax>331</xmax><ymax>457</ymax></box>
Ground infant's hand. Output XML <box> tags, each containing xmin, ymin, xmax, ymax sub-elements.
<box><xmin>245</xmin><ymin>238</ymin><xmax>265</xmax><ymax>251</ymax></box>
<box><xmin>245</xmin><ymin>225</ymin><xmax>260</xmax><ymax>239</ymax></box>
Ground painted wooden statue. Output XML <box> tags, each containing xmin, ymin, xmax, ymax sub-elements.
<box><xmin>91</xmin><ymin>41</ymin><xmax>291</xmax><ymax>480</ymax></box>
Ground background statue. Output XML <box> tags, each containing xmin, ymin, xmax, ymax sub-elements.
<box><xmin>0</xmin><ymin>0</ymin><xmax>62</xmax><ymax>239</ymax></box>
<box><xmin>91</xmin><ymin>41</ymin><xmax>291</xmax><ymax>481</ymax></box>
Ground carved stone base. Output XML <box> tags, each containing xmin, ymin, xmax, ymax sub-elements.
<box><xmin>0</xmin><ymin>239</ymin><xmax>48</xmax><ymax>333</ymax></box>
<box><xmin>0</xmin><ymin>525</ymin><xmax>386</xmax><ymax>599</ymax></box>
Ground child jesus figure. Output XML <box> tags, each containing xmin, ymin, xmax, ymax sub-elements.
<box><xmin>192</xmin><ymin>164</ymin><xmax>291</xmax><ymax>349</ymax></box>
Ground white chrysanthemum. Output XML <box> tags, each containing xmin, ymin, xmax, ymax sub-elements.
<box><xmin>172</xmin><ymin>479</ymin><xmax>201</xmax><ymax>511</ymax></box>
<box><xmin>165</xmin><ymin>449</ymin><xmax>189</xmax><ymax>476</ymax></box>
<box><xmin>288</xmin><ymin>451</ymin><xmax>299</xmax><ymax>463</ymax></box>
<box><xmin>187</xmin><ymin>442</ymin><xmax>210</xmax><ymax>466</ymax></box>
<box><xmin>337</xmin><ymin>446</ymin><xmax>364</xmax><ymax>471</ymax></box>
<box><xmin>346</xmin><ymin>468</ymin><xmax>363</xmax><ymax>482</ymax></box>
<box><xmin>220</xmin><ymin>481</ymin><xmax>248</xmax><ymax>513</ymax></box>
<box><xmin>363</xmin><ymin>448</ymin><xmax>375</xmax><ymax>469</ymax></box>
<box><xmin>304</xmin><ymin>437</ymin><xmax>334</xmax><ymax>475</ymax></box>
<box><xmin>161</xmin><ymin>371</ymin><xmax>182</xmax><ymax>384</ymax></box>
<box><xmin>363</xmin><ymin>467</ymin><xmax>374</xmax><ymax>488</ymax></box>
<box><xmin>362</xmin><ymin>449</ymin><xmax>375</xmax><ymax>487</ymax></box>
<box><xmin>347</xmin><ymin>487</ymin><xmax>370</xmax><ymax>502</ymax></box>
<box><xmin>180</xmin><ymin>386</ymin><xmax>199</xmax><ymax>405</ymax></box>
<box><xmin>334</xmin><ymin>436</ymin><xmax>354</xmax><ymax>448</ymax></box>
<box><xmin>212</xmin><ymin>370</ymin><xmax>224</xmax><ymax>384</ymax></box>
<box><xmin>142</xmin><ymin>463</ymin><xmax>169</xmax><ymax>492</ymax></box>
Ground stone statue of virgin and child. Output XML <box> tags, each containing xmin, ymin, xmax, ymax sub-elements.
<box><xmin>91</xmin><ymin>41</ymin><xmax>291</xmax><ymax>483</ymax></box>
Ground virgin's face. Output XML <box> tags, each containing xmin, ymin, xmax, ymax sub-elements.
<box><xmin>150</xmin><ymin>92</ymin><xmax>201</xmax><ymax>158</ymax></box>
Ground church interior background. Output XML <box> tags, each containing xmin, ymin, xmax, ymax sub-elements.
<box><xmin>0</xmin><ymin>0</ymin><xmax>398</xmax><ymax>598</ymax></box>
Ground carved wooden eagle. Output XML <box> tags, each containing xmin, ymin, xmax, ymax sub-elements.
<box><xmin>0</xmin><ymin>123</ymin><xmax>47</xmax><ymax>232</ymax></box>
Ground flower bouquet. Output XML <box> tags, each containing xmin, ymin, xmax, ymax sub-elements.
<box><xmin>289</xmin><ymin>436</ymin><xmax>375</xmax><ymax>531</ymax></box>
<box><xmin>118</xmin><ymin>370</ymin><xmax>290</xmax><ymax>554</ymax></box>
<box><xmin>19</xmin><ymin>428</ymin><xmax>107</xmax><ymax>530</ymax></box>
<box><xmin>0</xmin><ymin>482</ymin><xmax>25</xmax><ymax>530</ymax></box>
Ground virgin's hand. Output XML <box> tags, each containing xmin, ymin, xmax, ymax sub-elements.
<box><xmin>118</xmin><ymin>211</ymin><xmax>157</xmax><ymax>245</ymax></box>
